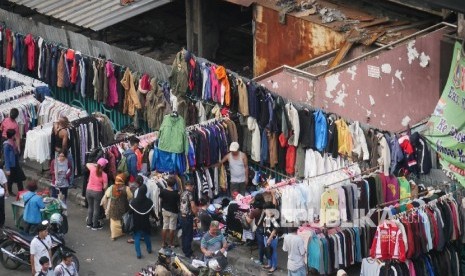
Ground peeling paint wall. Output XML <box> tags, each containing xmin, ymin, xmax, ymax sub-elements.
<box><xmin>258</xmin><ymin>28</ymin><xmax>448</xmax><ymax>132</ymax></box>
<box><xmin>253</xmin><ymin>4</ymin><xmax>345</xmax><ymax>77</ymax></box>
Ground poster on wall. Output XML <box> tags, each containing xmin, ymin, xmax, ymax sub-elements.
<box><xmin>424</xmin><ymin>42</ymin><xmax>465</xmax><ymax>186</ymax></box>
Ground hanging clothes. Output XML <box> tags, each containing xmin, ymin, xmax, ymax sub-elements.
<box><xmin>121</xmin><ymin>67</ymin><xmax>141</xmax><ymax>116</ymax></box>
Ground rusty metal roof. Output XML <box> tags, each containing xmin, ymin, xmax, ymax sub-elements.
<box><xmin>8</xmin><ymin>0</ymin><xmax>173</xmax><ymax>31</ymax></box>
<box><xmin>222</xmin><ymin>0</ymin><xmax>255</xmax><ymax>6</ymax></box>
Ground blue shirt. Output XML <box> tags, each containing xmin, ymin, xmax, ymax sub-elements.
<box><xmin>314</xmin><ymin>110</ymin><xmax>328</xmax><ymax>152</ymax></box>
<box><xmin>124</xmin><ymin>149</ymin><xmax>138</xmax><ymax>179</ymax></box>
<box><xmin>23</xmin><ymin>192</ymin><xmax>45</xmax><ymax>224</ymax></box>
<box><xmin>307</xmin><ymin>235</ymin><xmax>321</xmax><ymax>272</ymax></box>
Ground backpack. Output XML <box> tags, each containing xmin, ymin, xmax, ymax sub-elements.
<box><xmin>117</xmin><ymin>154</ymin><xmax>129</xmax><ymax>177</ymax></box>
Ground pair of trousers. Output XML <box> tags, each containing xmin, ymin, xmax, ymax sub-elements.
<box><xmin>134</xmin><ymin>230</ymin><xmax>152</xmax><ymax>257</ymax></box>
<box><xmin>0</xmin><ymin>196</ymin><xmax>4</xmax><ymax>227</ymax></box>
<box><xmin>7</xmin><ymin>167</ymin><xmax>24</xmax><ymax>193</ymax></box>
<box><xmin>256</xmin><ymin>228</ymin><xmax>265</xmax><ymax>263</ymax></box>
<box><xmin>51</xmin><ymin>186</ymin><xmax>68</xmax><ymax>203</ymax></box>
<box><xmin>86</xmin><ymin>190</ymin><xmax>103</xmax><ymax>227</ymax></box>
<box><xmin>180</xmin><ymin>215</ymin><xmax>194</xmax><ymax>257</ymax></box>
<box><xmin>288</xmin><ymin>266</ymin><xmax>307</xmax><ymax>276</ymax></box>
<box><xmin>264</xmin><ymin>237</ymin><xmax>278</xmax><ymax>269</ymax></box>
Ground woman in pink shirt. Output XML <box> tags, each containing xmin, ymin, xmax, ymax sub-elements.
<box><xmin>1</xmin><ymin>108</ymin><xmax>20</xmax><ymax>149</ymax></box>
<box><xmin>85</xmin><ymin>158</ymin><xmax>108</xmax><ymax>230</ymax></box>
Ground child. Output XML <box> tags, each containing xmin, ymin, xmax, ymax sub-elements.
<box><xmin>36</xmin><ymin>256</ymin><xmax>54</xmax><ymax>276</ymax></box>
<box><xmin>50</xmin><ymin>150</ymin><xmax>72</xmax><ymax>202</ymax></box>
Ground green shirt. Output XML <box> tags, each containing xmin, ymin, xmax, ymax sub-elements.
<box><xmin>397</xmin><ymin>176</ymin><xmax>411</xmax><ymax>203</ymax></box>
<box><xmin>158</xmin><ymin>115</ymin><xmax>188</xmax><ymax>154</ymax></box>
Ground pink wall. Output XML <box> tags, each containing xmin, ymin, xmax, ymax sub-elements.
<box><xmin>258</xmin><ymin>27</ymin><xmax>449</xmax><ymax>132</ymax></box>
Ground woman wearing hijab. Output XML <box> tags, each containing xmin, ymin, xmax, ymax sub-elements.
<box><xmin>103</xmin><ymin>173</ymin><xmax>133</xmax><ymax>240</ymax></box>
<box><xmin>129</xmin><ymin>185</ymin><xmax>154</xmax><ymax>259</ymax></box>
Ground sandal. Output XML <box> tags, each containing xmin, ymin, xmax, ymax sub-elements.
<box><xmin>268</xmin><ymin>268</ymin><xmax>277</xmax><ymax>274</ymax></box>
<box><xmin>127</xmin><ymin>238</ymin><xmax>134</xmax><ymax>244</ymax></box>
<box><xmin>262</xmin><ymin>265</ymin><xmax>271</xmax><ymax>269</ymax></box>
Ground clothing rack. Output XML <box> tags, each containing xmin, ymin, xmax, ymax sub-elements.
<box><xmin>0</xmin><ymin>66</ymin><xmax>47</xmax><ymax>87</ymax></box>
<box><xmin>391</xmin><ymin>191</ymin><xmax>455</xmax><ymax>219</ymax></box>
<box><xmin>375</xmin><ymin>182</ymin><xmax>452</xmax><ymax>209</ymax></box>
<box><xmin>185</xmin><ymin>117</ymin><xmax>225</xmax><ymax>131</ymax></box>
<box><xmin>323</xmin><ymin>166</ymin><xmax>379</xmax><ymax>188</ymax></box>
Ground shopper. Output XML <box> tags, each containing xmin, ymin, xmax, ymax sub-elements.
<box><xmin>54</xmin><ymin>251</ymin><xmax>79</xmax><ymax>276</ymax></box>
<box><xmin>103</xmin><ymin>173</ymin><xmax>133</xmax><ymax>240</ymax></box>
<box><xmin>129</xmin><ymin>184</ymin><xmax>154</xmax><ymax>259</ymax></box>
<box><xmin>50</xmin><ymin>150</ymin><xmax>72</xmax><ymax>202</ymax></box>
<box><xmin>198</xmin><ymin>197</ymin><xmax>212</xmax><ymax>234</ymax></box>
<box><xmin>218</xmin><ymin>141</ymin><xmax>248</xmax><ymax>195</ymax></box>
<box><xmin>30</xmin><ymin>221</ymin><xmax>52</xmax><ymax>276</ymax></box>
<box><xmin>0</xmin><ymin>164</ymin><xmax>8</xmax><ymax>228</ymax></box>
<box><xmin>86</xmin><ymin>158</ymin><xmax>108</xmax><ymax>230</ymax></box>
<box><xmin>123</xmin><ymin>137</ymin><xmax>139</xmax><ymax>187</ymax></box>
<box><xmin>283</xmin><ymin>233</ymin><xmax>306</xmax><ymax>276</ymax></box>
<box><xmin>3</xmin><ymin>129</ymin><xmax>25</xmax><ymax>195</ymax></box>
<box><xmin>200</xmin><ymin>220</ymin><xmax>228</xmax><ymax>265</ymax></box>
<box><xmin>134</xmin><ymin>175</ymin><xmax>151</xmax><ymax>199</ymax></box>
<box><xmin>51</xmin><ymin>116</ymin><xmax>75</xmax><ymax>188</ymax></box>
<box><xmin>246</xmin><ymin>193</ymin><xmax>265</xmax><ymax>265</ymax></box>
<box><xmin>23</xmin><ymin>181</ymin><xmax>45</xmax><ymax>235</ymax></box>
<box><xmin>158</xmin><ymin>176</ymin><xmax>180</xmax><ymax>248</ymax></box>
<box><xmin>262</xmin><ymin>202</ymin><xmax>280</xmax><ymax>274</ymax></box>
<box><xmin>36</xmin><ymin>256</ymin><xmax>54</xmax><ymax>276</ymax></box>
<box><xmin>179</xmin><ymin>181</ymin><xmax>197</xmax><ymax>258</ymax></box>
<box><xmin>52</xmin><ymin>116</ymin><xmax>70</xmax><ymax>154</ymax></box>
<box><xmin>1</xmin><ymin>108</ymin><xmax>20</xmax><ymax>148</ymax></box>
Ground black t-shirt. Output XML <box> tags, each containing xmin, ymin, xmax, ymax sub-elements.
<box><xmin>198</xmin><ymin>209</ymin><xmax>212</xmax><ymax>233</ymax></box>
<box><xmin>160</xmin><ymin>189</ymin><xmax>180</xmax><ymax>214</ymax></box>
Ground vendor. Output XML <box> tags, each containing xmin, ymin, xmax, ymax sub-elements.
<box><xmin>218</xmin><ymin>142</ymin><xmax>248</xmax><ymax>195</ymax></box>
<box><xmin>154</xmin><ymin>248</ymin><xmax>182</xmax><ymax>276</ymax></box>
<box><xmin>201</xmin><ymin>220</ymin><xmax>228</xmax><ymax>265</ymax></box>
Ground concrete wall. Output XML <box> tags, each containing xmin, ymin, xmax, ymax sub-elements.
<box><xmin>258</xmin><ymin>27</ymin><xmax>450</xmax><ymax>132</ymax></box>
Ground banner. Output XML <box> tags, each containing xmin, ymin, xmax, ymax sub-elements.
<box><xmin>424</xmin><ymin>42</ymin><xmax>465</xmax><ymax>186</ymax></box>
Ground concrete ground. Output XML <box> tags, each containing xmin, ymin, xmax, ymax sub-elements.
<box><xmin>0</xmin><ymin>161</ymin><xmax>361</xmax><ymax>275</ymax></box>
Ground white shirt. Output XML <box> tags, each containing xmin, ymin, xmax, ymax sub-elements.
<box><xmin>30</xmin><ymin>235</ymin><xmax>52</xmax><ymax>273</ymax></box>
<box><xmin>0</xmin><ymin>169</ymin><xmax>7</xmax><ymax>197</ymax></box>
<box><xmin>54</xmin><ymin>261</ymin><xmax>79</xmax><ymax>276</ymax></box>
<box><xmin>283</xmin><ymin>234</ymin><xmax>306</xmax><ymax>271</ymax></box>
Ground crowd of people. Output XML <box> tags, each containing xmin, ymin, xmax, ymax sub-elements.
<box><xmin>0</xmin><ymin>113</ymin><xmax>356</xmax><ymax>276</ymax></box>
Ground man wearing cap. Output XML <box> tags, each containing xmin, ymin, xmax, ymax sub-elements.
<box><xmin>23</xmin><ymin>181</ymin><xmax>46</xmax><ymax>235</ymax></box>
<box><xmin>219</xmin><ymin>142</ymin><xmax>248</xmax><ymax>195</ymax></box>
<box><xmin>54</xmin><ymin>251</ymin><xmax>79</xmax><ymax>276</ymax></box>
<box><xmin>30</xmin><ymin>222</ymin><xmax>52</xmax><ymax>276</ymax></box>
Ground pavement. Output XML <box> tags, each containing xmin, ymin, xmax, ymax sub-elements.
<box><xmin>0</xmin><ymin>160</ymin><xmax>361</xmax><ymax>276</ymax></box>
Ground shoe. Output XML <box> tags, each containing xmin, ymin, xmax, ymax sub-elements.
<box><xmin>147</xmin><ymin>250</ymin><xmax>152</xmax><ymax>254</ymax></box>
<box><xmin>137</xmin><ymin>255</ymin><xmax>142</xmax><ymax>259</ymax></box>
<box><xmin>86</xmin><ymin>224</ymin><xmax>92</xmax><ymax>229</ymax></box>
<box><xmin>268</xmin><ymin>268</ymin><xmax>277</xmax><ymax>274</ymax></box>
<box><xmin>91</xmin><ymin>223</ymin><xmax>103</xmax><ymax>230</ymax></box>
<box><xmin>127</xmin><ymin>239</ymin><xmax>135</xmax><ymax>244</ymax></box>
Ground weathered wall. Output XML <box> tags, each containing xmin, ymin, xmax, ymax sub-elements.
<box><xmin>253</xmin><ymin>4</ymin><xmax>345</xmax><ymax>76</ymax></box>
<box><xmin>258</xmin><ymin>27</ymin><xmax>450</xmax><ymax>132</ymax></box>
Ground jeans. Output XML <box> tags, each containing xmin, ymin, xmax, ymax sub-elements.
<box><xmin>264</xmin><ymin>237</ymin><xmax>278</xmax><ymax>269</ymax></box>
<box><xmin>86</xmin><ymin>190</ymin><xmax>103</xmax><ymax>227</ymax></box>
<box><xmin>51</xmin><ymin>187</ymin><xmax>68</xmax><ymax>203</ymax></box>
<box><xmin>134</xmin><ymin>230</ymin><xmax>152</xmax><ymax>257</ymax></box>
<box><xmin>0</xmin><ymin>196</ymin><xmax>4</xmax><ymax>227</ymax></box>
<box><xmin>256</xmin><ymin>228</ymin><xmax>265</xmax><ymax>263</ymax></box>
<box><xmin>288</xmin><ymin>266</ymin><xmax>307</xmax><ymax>276</ymax></box>
<box><xmin>180</xmin><ymin>215</ymin><xmax>194</xmax><ymax>257</ymax></box>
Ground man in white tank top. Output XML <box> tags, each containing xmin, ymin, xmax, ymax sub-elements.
<box><xmin>219</xmin><ymin>142</ymin><xmax>248</xmax><ymax>195</ymax></box>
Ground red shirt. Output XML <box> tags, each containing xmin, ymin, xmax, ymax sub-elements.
<box><xmin>1</xmin><ymin>118</ymin><xmax>19</xmax><ymax>139</ymax></box>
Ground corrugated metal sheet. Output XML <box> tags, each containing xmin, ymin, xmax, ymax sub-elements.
<box><xmin>0</xmin><ymin>8</ymin><xmax>171</xmax><ymax>79</ymax></box>
<box><xmin>222</xmin><ymin>0</ymin><xmax>255</xmax><ymax>7</ymax></box>
<box><xmin>9</xmin><ymin>0</ymin><xmax>173</xmax><ymax>31</ymax></box>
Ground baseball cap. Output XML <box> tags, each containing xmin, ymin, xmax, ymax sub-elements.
<box><xmin>97</xmin><ymin>158</ymin><xmax>108</xmax><ymax>167</ymax></box>
<box><xmin>229</xmin><ymin>142</ymin><xmax>239</xmax><ymax>152</ymax></box>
